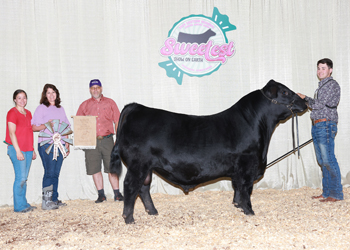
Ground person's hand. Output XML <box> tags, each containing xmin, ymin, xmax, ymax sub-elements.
<box><xmin>66</xmin><ymin>144</ymin><xmax>70</xmax><ymax>156</ymax></box>
<box><xmin>16</xmin><ymin>151</ymin><xmax>24</xmax><ymax>161</ymax></box>
<box><xmin>32</xmin><ymin>151</ymin><xmax>37</xmax><ymax>160</ymax></box>
<box><xmin>41</xmin><ymin>119</ymin><xmax>54</xmax><ymax>130</ymax></box>
<box><xmin>297</xmin><ymin>93</ymin><xmax>305</xmax><ymax>99</ymax></box>
<box><xmin>48</xmin><ymin>119</ymin><xmax>54</xmax><ymax>129</ymax></box>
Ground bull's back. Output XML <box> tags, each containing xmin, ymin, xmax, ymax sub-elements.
<box><xmin>118</xmin><ymin>95</ymin><xmax>266</xmax><ymax>152</ymax></box>
<box><xmin>118</xmin><ymin>101</ymin><xmax>262</xmax><ymax>170</ymax></box>
<box><xmin>118</xmin><ymin>103</ymin><xmax>245</xmax><ymax>151</ymax></box>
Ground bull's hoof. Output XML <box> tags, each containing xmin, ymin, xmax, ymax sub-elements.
<box><xmin>123</xmin><ymin>214</ymin><xmax>135</xmax><ymax>224</ymax></box>
<box><xmin>243</xmin><ymin>209</ymin><xmax>255</xmax><ymax>216</ymax></box>
<box><xmin>234</xmin><ymin>204</ymin><xmax>255</xmax><ymax>216</ymax></box>
<box><xmin>145</xmin><ymin>209</ymin><xmax>158</xmax><ymax>216</ymax></box>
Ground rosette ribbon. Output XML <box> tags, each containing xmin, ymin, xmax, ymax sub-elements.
<box><xmin>39</xmin><ymin>119</ymin><xmax>73</xmax><ymax>160</ymax></box>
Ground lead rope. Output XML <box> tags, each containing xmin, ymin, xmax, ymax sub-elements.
<box><xmin>296</xmin><ymin>113</ymin><xmax>300</xmax><ymax>158</ymax></box>
<box><xmin>291</xmin><ymin>113</ymin><xmax>300</xmax><ymax>158</ymax></box>
<box><xmin>292</xmin><ymin>113</ymin><xmax>295</xmax><ymax>154</ymax></box>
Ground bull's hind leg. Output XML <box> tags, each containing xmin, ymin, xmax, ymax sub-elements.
<box><xmin>139</xmin><ymin>172</ymin><xmax>158</xmax><ymax>216</ymax></box>
<box><xmin>232</xmin><ymin>177</ymin><xmax>255</xmax><ymax>215</ymax></box>
<box><xmin>122</xmin><ymin>170</ymin><xmax>146</xmax><ymax>224</ymax></box>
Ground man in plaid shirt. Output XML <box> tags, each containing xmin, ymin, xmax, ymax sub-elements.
<box><xmin>298</xmin><ymin>58</ymin><xmax>343</xmax><ymax>202</ymax></box>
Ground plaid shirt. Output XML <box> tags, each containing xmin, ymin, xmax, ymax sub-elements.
<box><xmin>305</xmin><ymin>76</ymin><xmax>340</xmax><ymax>123</ymax></box>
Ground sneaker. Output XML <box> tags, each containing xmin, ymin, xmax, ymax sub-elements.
<box><xmin>95</xmin><ymin>195</ymin><xmax>107</xmax><ymax>203</ymax></box>
<box><xmin>54</xmin><ymin>200</ymin><xmax>67</xmax><ymax>207</ymax></box>
<box><xmin>19</xmin><ymin>206</ymin><xmax>33</xmax><ymax>213</ymax></box>
<box><xmin>114</xmin><ymin>193</ymin><xmax>124</xmax><ymax>201</ymax></box>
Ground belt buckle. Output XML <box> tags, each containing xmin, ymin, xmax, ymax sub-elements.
<box><xmin>97</xmin><ymin>136</ymin><xmax>103</xmax><ymax>140</ymax></box>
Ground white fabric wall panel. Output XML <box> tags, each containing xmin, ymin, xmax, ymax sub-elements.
<box><xmin>1</xmin><ymin>0</ymin><xmax>349</xmax><ymax>206</ymax></box>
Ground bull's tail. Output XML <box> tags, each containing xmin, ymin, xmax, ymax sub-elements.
<box><xmin>110</xmin><ymin>141</ymin><xmax>122</xmax><ymax>177</ymax></box>
<box><xmin>109</xmin><ymin>103</ymin><xmax>136</xmax><ymax>177</ymax></box>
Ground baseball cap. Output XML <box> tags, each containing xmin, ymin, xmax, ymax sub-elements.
<box><xmin>89</xmin><ymin>79</ymin><xmax>102</xmax><ymax>88</ymax></box>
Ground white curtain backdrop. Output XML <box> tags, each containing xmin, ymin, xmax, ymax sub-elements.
<box><xmin>1</xmin><ymin>0</ymin><xmax>350</xmax><ymax>206</ymax></box>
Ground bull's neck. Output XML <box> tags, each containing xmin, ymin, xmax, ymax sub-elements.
<box><xmin>254</xmin><ymin>96</ymin><xmax>288</xmax><ymax>156</ymax></box>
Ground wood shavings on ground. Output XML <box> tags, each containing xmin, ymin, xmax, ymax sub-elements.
<box><xmin>0</xmin><ymin>186</ymin><xmax>349</xmax><ymax>249</ymax></box>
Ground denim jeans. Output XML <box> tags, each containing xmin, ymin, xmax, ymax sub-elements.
<box><xmin>7</xmin><ymin>145</ymin><xmax>33</xmax><ymax>212</ymax></box>
<box><xmin>312</xmin><ymin>121</ymin><xmax>343</xmax><ymax>200</ymax></box>
<box><xmin>38</xmin><ymin>143</ymin><xmax>64</xmax><ymax>201</ymax></box>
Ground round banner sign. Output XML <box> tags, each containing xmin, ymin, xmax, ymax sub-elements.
<box><xmin>159</xmin><ymin>7</ymin><xmax>236</xmax><ymax>85</ymax></box>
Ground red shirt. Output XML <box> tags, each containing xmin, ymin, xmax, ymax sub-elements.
<box><xmin>5</xmin><ymin>107</ymin><xmax>34</xmax><ymax>151</ymax></box>
<box><xmin>76</xmin><ymin>95</ymin><xmax>120</xmax><ymax>137</ymax></box>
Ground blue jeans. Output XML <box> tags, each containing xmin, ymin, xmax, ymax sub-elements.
<box><xmin>38</xmin><ymin>143</ymin><xmax>64</xmax><ymax>201</ymax></box>
<box><xmin>7</xmin><ymin>145</ymin><xmax>33</xmax><ymax>212</ymax></box>
<box><xmin>312</xmin><ymin>121</ymin><xmax>343</xmax><ymax>200</ymax></box>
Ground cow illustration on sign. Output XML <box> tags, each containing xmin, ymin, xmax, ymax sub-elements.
<box><xmin>177</xmin><ymin>29</ymin><xmax>216</xmax><ymax>44</ymax></box>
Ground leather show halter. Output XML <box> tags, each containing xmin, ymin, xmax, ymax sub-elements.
<box><xmin>260</xmin><ymin>89</ymin><xmax>301</xmax><ymax>160</ymax></box>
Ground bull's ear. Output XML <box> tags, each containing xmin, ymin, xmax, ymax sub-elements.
<box><xmin>269</xmin><ymin>86</ymin><xmax>278</xmax><ymax>98</ymax></box>
<box><xmin>264</xmin><ymin>80</ymin><xmax>278</xmax><ymax>98</ymax></box>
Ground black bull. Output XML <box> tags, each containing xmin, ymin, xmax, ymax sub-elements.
<box><xmin>110</xmin><ymin>80</ymin><xmax>307</xmax><ymax>224</ymax></box>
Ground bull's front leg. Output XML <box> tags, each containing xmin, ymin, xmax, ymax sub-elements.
<box><xmin>231</xmin><ymin>177</ymin><xmax>255</xmax><ymax>215</ymax></box>
<box><xmin>232</xmin><ymin>181</ymin><xmax>239</xmax><ymax>206</ymax></box>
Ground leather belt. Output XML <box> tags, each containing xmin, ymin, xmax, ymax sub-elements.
<box><xmin>312</xmin><ymin>118</ymin><xmax>328</xmax><ymax>126</ymax></box>
<box><xmin>97</xmin><ymin>134</ymin><xmax>113</xmax><ymax>140</ymax></box>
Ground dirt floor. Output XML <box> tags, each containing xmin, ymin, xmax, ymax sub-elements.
<box><xmin>0</xmin><ymin>186</ymin><xmax>349</xmax><ymax>249</ymax></box>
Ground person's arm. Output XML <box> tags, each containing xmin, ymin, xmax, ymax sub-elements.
<box><xmin>32</xmin><ymin>149</ymin><xmax>37</xmax><ymax>160</ymax></box>
<box><xmin>114</xmin><ymin>122</ymin><xmax>118</xmax><ymax>139</ymax></box>
<box><xmin>297</xmin><ymin>93</ymin><xmax>305</xmax><ymax>99</ymax></box>
<box><xmin>65</xmin><ymin>143</ymin><xmax>70</xmax><ymax>156</ymax></box>
<box><xmin>32</xmin><ymin>119</ymin><xmax>54</xmax><ymax>132</ymax></box>
<box><xmin>8</xmin><ymin>122</ymin><xmax>24</xmax><ymax>161</ymax></box>
<box><xmin>310</xmin><ymin>81</ymin><xmax>340</xmax><ymax>110</ymax></box>
<box><xmin>32</xmin><ymin>124</ymin><xmax>47</xmax><ymax>132</ymax></box>
<box><xmin>110</xmin><ymin>99</ymin><xmax>120</xmax><ymax>139</ymax></box>
<box><xmin>60</xmin><ymin>106</ymin><xmax>71</xmax><ymax>156</ymax></box>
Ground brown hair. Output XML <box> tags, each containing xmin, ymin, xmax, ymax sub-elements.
<box><xmin>40</xmin><ymin>83</ymin><xmax>61</xmax><ymax>108</ymax></box>
<box><xmin>317</xmin><ymin>58</ymin><xmax>333</xmax><ymax>69</ymax></box>
<box><xmin>13</xmin><ymin>89</ymin><xmax>27</xmax><ymax>101</ymax></box>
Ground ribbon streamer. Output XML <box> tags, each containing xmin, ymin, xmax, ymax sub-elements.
<box><xmin>52</xmin><ymin>133</ymin><xmax>67</xmax><ymax>160</ymax></box>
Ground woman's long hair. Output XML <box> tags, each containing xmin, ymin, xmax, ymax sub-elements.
<box><xmin>40</xmin><ymin>83</ymin><xmax>61</xmax><ymax>108</ymax></box>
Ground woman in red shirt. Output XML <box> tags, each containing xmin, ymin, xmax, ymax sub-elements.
<box><xmin>5</xmin><ymin>89</ymin><xmax>37</xmax><ymax>213</ymax></box>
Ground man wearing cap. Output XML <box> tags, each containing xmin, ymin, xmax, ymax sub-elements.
<box><xmin>76</xmin><ymin>79</ymin><xmax>124</xmax><ymax>203</ymax></box>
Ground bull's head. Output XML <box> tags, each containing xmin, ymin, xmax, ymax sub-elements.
<box><xmin>262</xmin><ymin>80</ymin><xmax>307</xmax><ymax>116</ymax></box>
